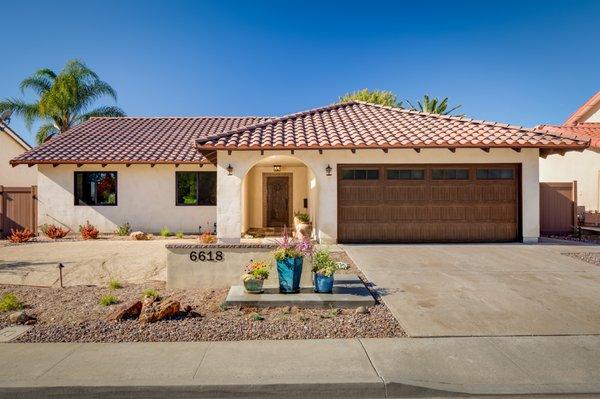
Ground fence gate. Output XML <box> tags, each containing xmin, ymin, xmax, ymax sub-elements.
<box><xmin>539</xmin><ymin>182</ymin><xmax>577</xmax><ymax>235</ymax></box>
<box><xmin>0</xmin><ymin>186</ymin><xmax>38</xmax><ymax>238</ymax></box>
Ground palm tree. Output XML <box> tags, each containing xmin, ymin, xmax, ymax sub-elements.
<box><xmin>0</xmin><ymin>59</ymin><xmax>125</xmax><ymax>144</ymax></box>
<box><xmin>407</xmin><ymin>95</ymin><xmax>462</xmax><ymax>116</ymax></box>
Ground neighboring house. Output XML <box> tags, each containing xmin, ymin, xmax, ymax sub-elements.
<box><xmin>11</xmin><ymin>101</ymin><xmax>587</xmax><ymax>243</ymax></box>
<box><xmin>0</xmin><ymin>120</ymin><xmax>37</xmax><ymax>186</ymax></box>
<box><xmin>538</xmin><ymin>91</ymin><xmax>600</xmax><ymax>211</ymax></box>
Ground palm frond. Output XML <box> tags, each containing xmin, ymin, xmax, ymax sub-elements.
<box><xmin>0</xmin><ymin>99</ymin><xmax>40</xmax><ymax>130</ymax></box>
<box><xmin>35</xmin><ymin>122</ymin><xmax>59</xmax><ymax>145</ymax></box>
<box><xmin>77</xmin><ymin>105</ymin><xmax>125</xmax><ymax>121</ymax></box>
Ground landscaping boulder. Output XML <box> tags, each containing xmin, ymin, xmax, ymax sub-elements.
<box><xmin>106</xmin><ymin>300</ymin><xmax>142</xmax><ymax>322</ymax></box>
<box><xmin>130</xmin><ymin>231</ymin><xmax>149</xmax><ymax>240</ymax></box>
<box><xmin>139</xmin><ymin>297</ymin><xmax>181</xmax><ymax>323</ymax></box>
<box><xmin>9</xmin><ymin>311</ymin><xmax>36</xmax><ymax>325</ymax></box>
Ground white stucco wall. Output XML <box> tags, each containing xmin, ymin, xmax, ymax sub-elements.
<box><xmin>0</xmin><ymin>131</ymin><xmax>37</xmax><ymax>187</ymax></box>
<box><xmin>216</xmin><ymin>148</ymin><xmax>541</xmax><ymax>244</ymax></box>
<box><xmin>37</xmin><ymin>163</ymin><xmax>216</xmax><ymax>233</ymax></box>
<box><xmin>539</xmin><ymin>149</ymin><xmax>599</xmax><ymax>211</ymax></box>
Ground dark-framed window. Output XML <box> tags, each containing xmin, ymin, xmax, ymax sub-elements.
<box><xmin>387</xmin><ymin>169</ymin><xmax>425</xmax><ymax>180</ymax></box>
<box><xmin>476</xmin><ymin>168</ymin><xmax>514</xmax><ymax>180</ymax></box>
<box><xmin>176</xmin><ymin>171</ymin><xmax>217</xmax><ymax>206</ymax></box>
<box><xmin>431</xmin><ymin>169</ymin><xmax>469</xmax><ymax>180</ymax></box>
<box><xmin>74</xmin><ymin>172</ymin><xmax>117</xmax><ymax>206</ymax></box>
<box><xmin>341</xmin><ymin>169</ymin><xmax>379</xmax><ymax>180</ymax></box>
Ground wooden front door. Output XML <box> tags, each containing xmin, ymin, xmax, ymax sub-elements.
<box><xmin>265</xmin><ymin>175</ymin><xmax>292</xmax><ymax>227</ymax></box>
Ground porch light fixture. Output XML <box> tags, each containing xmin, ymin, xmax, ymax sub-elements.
<box><xmin>226</xmin><ymin>164</ymin><xmax>233</xmax><ymax>175</ymax></box>
<box><xmin>325</xmin><ymin>164</ymin><xmax>332</xmax><ymax>176</ymax></box>
<box><xmin>273</xmin><ymin>164</ymin><xmax>282</xmax><ymax>172</ymax></box>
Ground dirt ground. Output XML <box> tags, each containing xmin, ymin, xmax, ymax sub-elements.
<box><xmin>0</xmin><ymin>239</ymin><xmax>175</xmax><ymax>287</ymax></box>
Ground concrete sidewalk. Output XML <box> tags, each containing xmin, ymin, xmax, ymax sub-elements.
<box><xmin>1</xmin><ymin>336</ymin><xmax>600</xmax><ymax>398</ymax></box>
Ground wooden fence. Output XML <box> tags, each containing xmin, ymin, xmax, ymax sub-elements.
<box><xmin>539</xmin><ymin>182</ymin><xmax>577</xmax><ymax>235</ymax></box>
<box><xmin>0</xmin><ymin>186</ymin><xmax>38</xmax><ymax>238</ymax></box>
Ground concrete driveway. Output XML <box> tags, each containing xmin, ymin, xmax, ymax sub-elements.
<box><xmin>344</xmin><ymin>241</ymin><xmax>600</xmax><ymax>337</ymax></box>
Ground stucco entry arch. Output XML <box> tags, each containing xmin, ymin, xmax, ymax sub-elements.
<box><xmin>216</xmin><ymin>150</ymin><xmax>333</xmax><ymax>243</ymax></box>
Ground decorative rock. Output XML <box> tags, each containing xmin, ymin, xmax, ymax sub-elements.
<box><xmin>106</xmin><ymin>300</ymin><xmax>142</xmax><ymax>322</ymax></box>
<box><xmin>130</xmin><ymin>231</ymin><xmax>149</xmax><ymax>240</ymax></box>
<box><xmin>9</xmin><ymin>311</ymin><xmax>36</xmax><ymax>325</ymax></box>
<box><xmin>183</xmin><ymin>305</ymin><xmax>192</xmax><ymax>313</ymax></box>
<box><xmin>354</xmin><ymin>306</ymin><xmax>369</xmax><ymax>315</ymax></box>
<box><xmin>139</xmin><ymin>298</ymin><xmax>181</xmax><ymax>323</ymax></box>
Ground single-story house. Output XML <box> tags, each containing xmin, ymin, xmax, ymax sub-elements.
<box><xmin>539</xmin><ymin>90</ymin><xmax>600</xmax><ymax>211</ymax></box>
<box><xmin>1</xmin><ymin>120</ymin><xmax>37</xmax><ymax>186</ymax></box>
<box><xmin>11</xmin><ymin>101</ymin><xmax>588</xmax><ymax>244</ymax></box>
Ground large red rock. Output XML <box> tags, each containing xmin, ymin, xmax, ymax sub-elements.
<box><xmin>106</xmin><ymin>300</ymin><xmax>142</xmax><ymax>322</ymax></box>
<box><xmin>139</xmin><ymin>297</ymin><xmax>180</xmax><ymax>323</ymax></box>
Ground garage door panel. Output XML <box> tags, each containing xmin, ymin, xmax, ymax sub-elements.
<box><xmin>338</xmin><ymin>164</ymin><xmax>519</xmax><ymax>243</ymax></box>
<box><xmin>339</xmin><ymin>186</ymin><xmax>382</xmax><ymax>203</ymax></box>
<box><xmin>339</xmin><ymin>206</ymin><xmax>382</xmax><ymax>222</ymax></box>
<box><xmin>384</xmin><ymin>186</ymin><xmax>428</xmax><ymax>201</ymax></box>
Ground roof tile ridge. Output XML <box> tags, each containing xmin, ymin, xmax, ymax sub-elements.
<box><xmin>196</xmin><ymin>102</ymin><xmax>355</xmax><ymax>144</ymax></box>
<box><xmin>89</xmin><ymin>115</ymin><xmax>272</xmax><ymax>120</ymax></box>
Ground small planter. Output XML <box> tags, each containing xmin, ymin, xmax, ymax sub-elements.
<box><xmin>313</xmin><ymin>273</ymin><xmax>334</xmax><ymax>293</ymax></box>
<box><xmin>243</xmin><ymin>278</ymin><xmax>265</xmax><ymax>294</ymax></box>
<box><xmin>276</xmin><ymin>256</ymin><xmax>303</xmax><ymax>293</ymax></box>
<box><xmin>293</xmin><ymin>215</ymin><xmax>312</xmax><ymax>240</ymax></box>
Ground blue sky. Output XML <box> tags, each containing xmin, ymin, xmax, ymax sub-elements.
<box><xmin>2</xmin><ymin>0</ymin><xmax>599</xmax><ymax>146</ymax></box>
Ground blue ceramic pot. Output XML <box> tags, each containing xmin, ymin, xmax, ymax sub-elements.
<box><xmin>276</xmin><ymin>256</ymin><xmax>303</xmax><ymax>293</ymax></box>
<box><xmin>314</xmin><ymin>273</ymin><xmax>334</xmax><ymax>293</ymax></box>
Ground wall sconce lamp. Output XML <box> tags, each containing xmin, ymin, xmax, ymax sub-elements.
<box><xmin>325</xmin><ymin>164</ymin><xmax>332</xmax><ymax>176</ymax></box>
<box><xmin>273</xmin><ymin>164</ymin><xmax>281</xmax><ymax>172</ymax></box>
<box><xmin>226</xmin><ymin>164</ymin><xmax>233</xmax><ymax>175</ymax></box>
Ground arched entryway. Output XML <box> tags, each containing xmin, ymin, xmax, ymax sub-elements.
<box><xmin>241</xmin><ymin>155</ymin><xmax>318</xmax><ymax>238</ymax></box>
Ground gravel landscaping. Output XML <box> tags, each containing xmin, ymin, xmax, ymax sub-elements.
<box><xmin>0</xmin><ymin>252</ymin><xmax>405</xmax><ymax>342</ymax></box>
<box><xmin>563</xmin><ymin>252</ymin><xmax>600</xmax><ymax>267</ymax></box>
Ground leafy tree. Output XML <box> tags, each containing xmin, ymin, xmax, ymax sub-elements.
<box><xmin>339</xmin><ymin>88</ymin><xmax>402</xmax><ymax>108</ymax></box>
<box><xmin>0</xmin><ymin>59</ymin><xmax>125</xmax><ymax>144</ymax></box>
<box><xmin>407</xmin><ymin>95</ymin><xmax>462</xmax><ymax>115</ymax></box>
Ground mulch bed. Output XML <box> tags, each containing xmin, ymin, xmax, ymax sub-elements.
<box><xmin>0</xmin><ymin>251</ymin><xmax>406</xmax><ymax>342</ymax></box>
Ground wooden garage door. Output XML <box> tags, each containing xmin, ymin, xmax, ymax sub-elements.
<box><xmin>337</xmin><ymin>164</ymin><xmax>520</xmax><ymax>243</ymax></box>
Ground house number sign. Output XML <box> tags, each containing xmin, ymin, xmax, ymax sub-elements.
<box><xmin>189</xmin><ymin>250</ymin><xmax>224</xmax><ymax>262</ymax></box>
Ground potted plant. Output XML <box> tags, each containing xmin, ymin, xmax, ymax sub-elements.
<box><xmin>312</xmin><ymin>248</ymin><xmax>339</xmax><ymax>293</ymax></box>
<box><xmin>241</xmin><ymin>260</ymin><xmax>271</xmax><ymax>294</ymax></box>
<box><xmin>273</xmin><ymin>229</ymin><xmax>313</xmax><ymax>293</ymax></box>
<box><xmin>293</xmin><ymin>212</ymin><xmax>312</xmax><ymax>239</ymax></box>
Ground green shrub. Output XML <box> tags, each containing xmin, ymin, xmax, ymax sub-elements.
<box><xmin>99</xmin><ymin>294</ymin><xmax>119</xmax><ymax>306</ymax></box>
<box><xmin>294</xmin><ymin>211</ymin><xmax>310</xmax><ymax>223</ymax></box>
<box><xmin>0</xmin><ymin>293</ymin><xmax>23</xmax><ymax>312</ymax></box>
<box><xmin>142</xmin><ymin>288</ymin><xmax>160</xmax><ymax>299</ymax></box>
<box><xmin>175</xmin><ymin>231</ymin><xmax>184</xmax><ymax>239</ymax></box>
<box><xmin>108</xmin><ymin>278</ymin><xmax>122</xmax><ymax>290</ymax></box>
<box><xmin>115</xmin><ymin>222</ymin><xmax>131</xmax><ymax>236</ymax></box>
<box><xmin>160</xmin><ymin>226</ymin><xmax>171</xmax><ymax>237</ymax></box>
<box><xmin>312</xmin><ymin>248</ymin><xmax>339</xmax><ymax>277</ymax></box>
<box><xmin>250</xmin><ymin>312</ymin><xmax>264</xmax><ymax>321</ymax></box>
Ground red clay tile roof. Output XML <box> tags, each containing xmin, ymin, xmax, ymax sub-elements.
<box><xmin>11</xmin><ymin>116</ymin><xmax>270</xmax><ymax>165</ymax></box>
<box><xmin>537</xmin><ymin>123</ymin><xmax>600</xmax><ymax>150</ymax></box>
<box><xmin>196</xmin><ymin>102</ymin><xmax>589</xmax><ymax>153</ymax></box>
<box><xmin>564</xmin><ymin>91</ymin><xmax>600</xmax><ymax>125</ymax></box>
